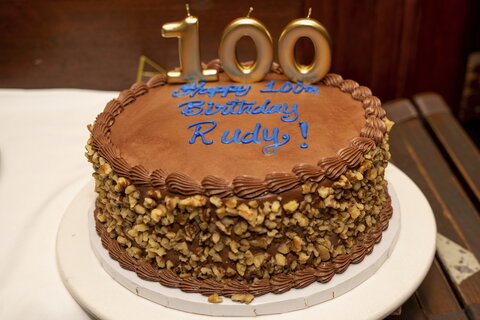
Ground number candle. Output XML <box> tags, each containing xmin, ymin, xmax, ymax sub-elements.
<box><xmin>278</xmin><ymin>8</ymin><xmax>331</xmax><ymax>83</ymax></box>
<box><xmin>219</xmin><ymin>8</ymin><xmax>273</xmax><ymax>83</ymax></box>
<box><xmin>162</xmin><ymin>4</ymin><xmax>218</xmax><ymax>83</ymax></box>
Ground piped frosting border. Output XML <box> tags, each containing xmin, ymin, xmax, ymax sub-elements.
<box><xmin>90</xmin><ymin>59</ymin><xmax>388</xmax><ymax>199</ymax></box>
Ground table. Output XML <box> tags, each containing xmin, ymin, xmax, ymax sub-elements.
<box><xmin>0</xmin><ymin>89</ymin><xmax>479</xmax><ymax>319</ymax></box>
<box><xmin>384</xmin><ymin>95</ymin><xmax>480</xmax><ymax>320</ymax></box>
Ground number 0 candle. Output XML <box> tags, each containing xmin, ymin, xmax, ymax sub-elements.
<box><xmin>219</xmin><ymin>8</ymin><xmax>273</xmax><ymax>83</ymax></box>
<box><xmin>162</xmin><ymin>4</ymin><xmax>218</xmax><ymax>83</ymax></box>
<box><xmin>278</xmin><ymin>8</ymin><xmax>331</xmax><ymax>83</ymax></box>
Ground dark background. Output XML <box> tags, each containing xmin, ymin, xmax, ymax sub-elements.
<box><xmin>0</xmin><ymin>0</ymin><xmax>479</xmax><ymax>141</ymax></box>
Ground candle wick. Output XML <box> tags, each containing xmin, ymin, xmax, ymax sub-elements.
<box><xmin>307</xmin><ymin>7</ymin><xmax>312</xmax><ymax>19</ymax></box>
<box><xmin>185</xmin><ymin>3</ymin><xmax>191</xmax><ymax>17</ymax></box>
<box><xmin>246</xmin><ymin>7</ymin><xmax>253</xmax><ymax>17</ymax></box>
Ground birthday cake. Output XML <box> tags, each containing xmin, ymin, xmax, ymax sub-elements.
<box><xmin>86</xmin><ymin>60</ymin><xmax>393</xmax><ymax>304</ymax></box>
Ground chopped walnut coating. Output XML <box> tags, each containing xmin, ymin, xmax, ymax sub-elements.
<box><xmin>86</xmin><ymin>129</ymin><xmax>391</xmax><ymax>283</ymax></box>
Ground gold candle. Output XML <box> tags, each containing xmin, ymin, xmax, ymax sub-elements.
<box><xmin>219</xmin><ymin>8</ymin><xmax>273</xmax><ymax>83</ymax></box>
<box><xmin>278</xmin><ymin>8</ymin><xmax>331</xmax><ymax>83</ymax></box>
<box><xmin>162</xmin><ymin>4</ymin><xmax>218</xmax><ymax>83</ymax></box>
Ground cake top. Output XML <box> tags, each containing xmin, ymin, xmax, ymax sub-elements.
<box><xmin>91</xmin><ymin>62</ymin><xmax>387</xmax><ymax>199</ymax></box>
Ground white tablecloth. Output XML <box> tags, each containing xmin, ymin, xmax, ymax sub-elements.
<box><xmin>0</xmin><ymin>89</ymin><xmax>118</xmax><ymax>319</ymax></box>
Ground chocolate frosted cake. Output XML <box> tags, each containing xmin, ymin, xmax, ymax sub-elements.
<box><xmin>86</xmin><ymin>60</ymin><xmax>393</xmax><ymax>304</ymax></box>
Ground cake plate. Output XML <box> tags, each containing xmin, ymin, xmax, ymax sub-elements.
<box><xmin>56</xmin><ymin>164</ymin><xmax>436</xmax><ymax>320</ymax></box>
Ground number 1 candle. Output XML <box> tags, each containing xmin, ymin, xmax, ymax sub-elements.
<box><xmin>162</xmin><ymin>4</ymin><xmax>218</xmax><ymax>83</ymax></box>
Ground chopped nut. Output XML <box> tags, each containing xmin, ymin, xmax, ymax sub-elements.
<box><xmin>143</xmin><ymin>197</ymin><xmax>156</xmax><ymax>209</ymax></box>
<box><xmin>353</xmin><ymin>181</ymin><xmax>362</xmax><ymax>191</ymax></box>
<box><xmin>133</xmin><ymin>223</ymin><xmax>148</xmax><ymax>232</ymax></box>
<box><xmin>98</xmin><ymin>163</ymin><xmax>112</xmax><ymax>176</ymax></box>
<box><xmin>215</xmin><ymin>221</ymin><xmax>229</xmax><ymax>234</ymax></box>
<box><xmin>233</xmin><ymin>221</ymin><xmax>248</xmax><ymax>235</ymax></box>
<box><xmin>229</xmin><ymin>240</ymin><xmax>239</xmax><ymax>253</ymax></box>
<box><xmin>179</xmin><ymin>195</ymin><xmax>207</xmax><ymax>208</ymax></box>
<box><xmin>236</xmin><ymin>262</ymin><xmax>246</xmax><ymax>276</ymax></box>
<box><xmin>126</xmin><ymin>246</ymin><xmax>142</xmax><ymax>259</ymax></box>
<box><xmin>215</xmin><ymin>207</ymin><xmax>226</xmax><ymax>219</ymax></box>
<box><xmin>253</xmin><ymin>254</ymin><xmax>265</xmax><ymax>268</ymax></box>
<box><xmin>265</xmin><ymin>219</ymin><xmax>277</xmax><ymax>229</ymax></box>
<box><xmin>114</xmin><ymin>177</ymin><xmax>129</xmax><ymax>191</ymax></box>
<box><xmin>125</xmin><ymin>185</ymin><xmax>136</xmax><ymax>195</ymax></box>
<box><xmin>292</xmin><ymin>236</ymin><xmax>303</xmax><ymax>252</ymax></box>
<box><xmin>250</xmin><ymin>237</ymin><xmax>269</xmax><ymax>249</ymax></box>
<box><xmin>151</xmin><ymin>247</ymin><xmax>166</xmax><ymax>257</ymax></box>
<box><xmin>354</xmin><ymin>172</ymin><xmax>364</xmax><ymax>181</ymax></box>
<box><xmin>134</xmin><ymin>204</ymin><xmax>146</xmax><ymax>214</ymax></box>
<box><xmin>366</xmin><ymin>215</ymin><xmax>373</xmax><ymax>227</ymax></box>
<box><xmin>290</xmin><ymin>260</ymin><xmax>298</xmax><ymax>270</ymax></box>
<box><xmin>237</xmin><ymin>203</ymin><xmax>257</xmax><ymax>226</ymax></box>
<box><xmin>225</xmin><ymin>198</ymin><xmax>237</xmax><ymax>208</ymax></box>
<box><xmin>277</xmin><ymin>242</ymin><xmax>290</xmax><ymax>254</ymax></box>
<box><xmin>128</xmin><ymin>196</ymin><xmax>137</xmax><ymax>209</ymax></box>
<box><xmin>271</xmin><ymin>201</ymin><xmax>281</xmax><ymax>213</ymax></box>
<box><xmin>275</xmin><ymin>253</ymin><xmax>286</xmax><ymax>266</ymax></box>
<box><xmin>317</xmin><ymin>244</ymin><xmax>331</xmax><ymax>261</ymax></box>
<box><xmin>348</xmin><ymin>206</ymin><xmax>361</xmax><ymax>219</ymax></box>
<box><xmin>298</xmin><ymin>252</ymin><xmax>310</xmax><ymax>263</ymax></box>
<box><xmin>248</xmin><ymin>200</ymin><xmax>258</xmax><ymax>209</ymax></box>
<box><xmin>212</xmin><ymin>232</ymin><xmax>220</xmax><ymax>244</ymax></box>
<box><xmin>293</xmin><ymin>212</ymin><xmax>309</xmax><ymax>227</ymax></box>
<box><xmin>318</xmin><ymin>186</ymin><xmax>333</xmax><ymax>198</ymax></box>
<box><xmin>302</xmin><ymin>182</ymin><xmax>313</xmax><ymax>194</ymax></box>
<box><xmin>283</xmin><ymin>200</ymin><xmax>299</xmax><ymax>213</ymax></box>
<box><xmin>214</xmin><ymin>241</ymin><xmax>224</xmax><ymax>252</ymax></box>
<box><xmin>231</xmin><ymin>293</ymin><xmax>254</xmax><ymax>304</ymax></box>
<box><xmin>147</xmin><ymin>189</ymin><xmax>161</xmax><ymax>200</ymax></box>
<box><xmin>356</xmin><ymin>223</ymin><xmax>366</xmax><ymax>232</ymax></box>
<box><xmin>208</xmin><ymin>293</ymin><xmax>223</xmax><ymax>304</ymax></box>
<box><xmin>165</xmin><ymin>196</ymin><xmax>178</xmax><ymax>210</ymax></box>
<box><xmin>209</xmin><ymin>196</ymin><xmax>222</xmax><ymax>207</ymax></box>
<box><xmin>117</xmin><ymin>236</ymin><xmax>129</xmax><ymax>246</ymax></box>
<box><xmin>367</xmin><ymin>168</ymin><xmax>378</xmax><ymax>180</ymax></box>
<box><xmin>221</xmin><ymin>217</ymin><xmax>235</xmax><ymax>227</ymax></box>
<box><xmin>244</xmin><ymin>250</ymin><xmax>254</xmax><ymax>265</ymax></box>
<box><xmin>151</xmin><ymin>205</ymin><xmax>167</xmax><ymax>222</ymax></box>
<box><xmin>226</xmin><ymin>267</ymin><xmax>236</xmax><ymax>277</ymax></box>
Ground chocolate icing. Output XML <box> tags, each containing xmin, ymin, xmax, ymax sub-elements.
<box><xmin>90</xmin><ymin>59</ymin><xmax>387</xmax><ymax>199</ymax></box>
<box><xmin>94</xmin><ymin>194</ymin><xmax>392</xmax><ymax>297</ymax></box>
<box><xmin>202</xmin><ymin>176</ymin><xmax>233</xmax><ymax>198</ymax></box>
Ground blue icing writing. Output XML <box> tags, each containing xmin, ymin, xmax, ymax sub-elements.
<box><xmin>187</xmin><ymin>121</ymin><xmax>289</xmax><ymax>155</ymax></box>
<box><xmin>260</xmin><ymin>80</ymin><xmax>319</xmax><ymax>94</ymax></box>
<box><xmin>177</xmin><ymin>99</ymin><xmax>298</xmax><ymax>122</ymax></box>
<box><xmin>221</xmin><ymin>124</ymin><xmax>291</xmax><ymax>155</ymax></box>
<box><xmin>187</xmin><ymin>121</ymin><xmax>217</xmax><ymax>145</ymax></box>
<box><xmin>172</xmin><ymin>81</ymin><xmax>251</xmax><ymax>98</ymax></box>
<box><xmin>175</xmin><ymin>79</ymin><xmax>316</xmax><ymax>154</ymax></box>
<box><xmin>261</xmin><ymin>128</ymin><xmax>290</xmax><ymax>155</ymax></box>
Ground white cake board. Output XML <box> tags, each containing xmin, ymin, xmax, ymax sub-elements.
<box><xmin>85</xmin><ymin>183</ymin><xmax>400</xmax><ymax>317</ymax></box>
<box><xmin>56</xmin><ymin>164</ymin><xmax>436</xmax><ymax>320</ymax></box>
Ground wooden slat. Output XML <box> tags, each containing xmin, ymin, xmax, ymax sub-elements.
<box><xmin>467</xmin><ymin>304</ymin><xmax>480</xmax><ymax>320</ymax></box>
<box><xmin>384</xmin><ymin>99</ymin><xmax>480</xmax><ymax>318</ymax></box>
<box><xmin>416</xmin><ymin>259</ymin><xmax>468</xmax><ymax>320</ymax></box>
<box><xmin>414</xmin><ymin>93</ymin><xmax>480</xmax><ymax>203</ymax></box>
<box><xmin>384</xmin><ymin>295</ymin><xmax>427</xmax><ymax>320</ymax></box>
